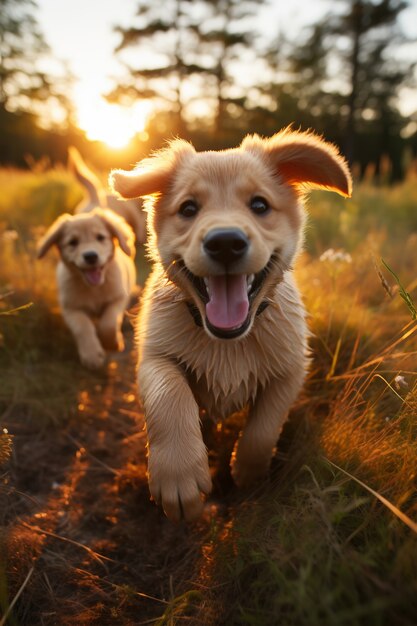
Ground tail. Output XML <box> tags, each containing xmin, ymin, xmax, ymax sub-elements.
<box><xmin>68</xmin><ymin>147</ymin><xmax>102</xmax><ymax>205</ymax></box>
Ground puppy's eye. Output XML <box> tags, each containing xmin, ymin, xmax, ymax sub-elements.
<box><xmin>178</xmin><ymin>199</ymin><xmax>199</xmax><ymax>218</ymax></box>
<box><xmin>68</xmin><ymin>238</ymin><xmax>79</xmax><ymax>247</ymax></box>
<box><xmin>250</xmin><ymin>196</ymin><xmax>270</xmax><ymax>216</ymax></box>
<box><xmin>96</xmin><ymin>234</ymin><xmax>106</xmax><ymax>242</ymax></box>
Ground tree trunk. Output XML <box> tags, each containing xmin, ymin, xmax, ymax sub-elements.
<box><xmin>344</xmin><ymin>0</ymin><xmax>363</xmax><ymax>165</ymax></box>
<box><xmin>215</xmin><ymin>1</ymin><xmax>231</xmax><ymax>135</ymax></box>
<box><xmin>174</xmin><ymin>0</ymin><xmax>184</xmax><ymax>135</ymax></box>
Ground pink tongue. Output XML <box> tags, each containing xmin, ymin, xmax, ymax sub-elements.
<box><xmin>84</xmin><ymin>268</ymin><xmax>102</xmax><ymax>286</ymax></box>
<box><xmin>206</xmin><ymin>275</ymin><xmax>249</xmax><ymax>330</ymax></box>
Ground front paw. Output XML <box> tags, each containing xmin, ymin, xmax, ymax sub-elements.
<box><xmin>148</xmin><ymin>444</ymin><xmax>212</xmax><ymax>522</ymax></box>
<box><xmin>79</xmin><ymin>345</ymin><xmax>106</xmax><ymax>370</ymax></box>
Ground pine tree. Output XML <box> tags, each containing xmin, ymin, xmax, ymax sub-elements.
<box><xmin>0</xmin><ymin>0</ymin><xmax>51</xmax><ymax>112</ymax></box>
<box><xmin>195</xmin><ymin>0</ymin><xmax>266</xmax><ymax>134</ymax></box>
<box><xmin>110</xmin><ymin>0</ymin><xmax>208</xmax><ymax>135</ymax></box>
<box><xmin>278</xmin><ymin>0</ymin><xmax>414</xmax><ymax>173</ymax></box>
<box><xmin>111</xmin><ymin>0</ymin><xmax>268</xmax><ymax>138</ymax></box>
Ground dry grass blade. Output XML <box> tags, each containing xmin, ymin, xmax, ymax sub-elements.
<box><xmin>323</xmin><ymin>457</ymin><xmax>417</xmax><ymax>534</ymax></box>
<box><xmin>382</xmin><ymin>259</ymin><xmax>417</xmax><ymax>321</ymax></box>
<box><xmin>326</xmin><ymin>336</ymin><xmax>342</xmax><ymax>380</ymax></box>
<box><xmin>0</xmin><ymin>567</ymin><xmax>34</xmax><ymax>626</ymax></box>
<box><xmin>65</xmin><ymin>433</ymin><xmax>121</xmax><ymax>477</ymax></box>
<box><xmin>73</xmin><ymin>567</ymin><xmax>169</xmax><ymax>606</ymax></box>
<box><xmin>0</xmin><ymin>302</ymin><xmax>33</xmax><ymax>316</ymax></box>
<box><xmin>19</xmin><ymin>521</ymin><xmax>115</xmax><ymax>568</ymax></box>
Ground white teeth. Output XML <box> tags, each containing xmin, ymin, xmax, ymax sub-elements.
<box><xmin>247</xmin><ymin>274</ymin><xmax>254</xmax><ymax>292</ymax></box>
<box><xmin>204</xmin><ymin>277</ymin><xmax>210</xmax><ymax>295</ymax></box>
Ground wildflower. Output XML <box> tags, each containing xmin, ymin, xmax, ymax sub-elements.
<box><xmin>394</xmin><ymin>375</ymin><xmax>408</xmax><ymax>390</ymax></box>
<box><xmin>320</xmin><ymin>248</ymin><xmax>352</xmax><ymax>264</ymax></box>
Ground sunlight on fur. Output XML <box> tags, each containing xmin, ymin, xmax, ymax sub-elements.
<box><xmin>110</xmin><ymin>128</ymin><xmax>352</xmax><ymax>522</ymax></box>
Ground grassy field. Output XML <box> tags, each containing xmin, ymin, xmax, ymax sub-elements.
<box><xmin>0</xmin><ymin>165</ymin><xmax>417</xmax><ymax>625</ymax></box>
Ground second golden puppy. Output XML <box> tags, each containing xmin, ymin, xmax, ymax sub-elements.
<box><xmin>37</xmin><ymin>209</ymin><xmax>136</xmax><ymax>369</ymax></box>
<box><xmin>111</xmin><ymin>128</ymin><xmax>352</xmax><ymax>522</ymax></box>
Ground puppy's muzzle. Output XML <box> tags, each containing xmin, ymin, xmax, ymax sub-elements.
<box><xmin>203</xmin><ymin>228</ymin><xmax>249</xmax><ymax>267</ymax></box>
<box><xmin>83</xmin><ymin>251</ymin><xmax>99</xmax><ymax>265</ymax></box>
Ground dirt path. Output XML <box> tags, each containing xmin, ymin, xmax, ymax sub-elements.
<box><xmin>1</xmin><ymin>331</ymin><xmax>233</xmax><ymax>625</ymax></box>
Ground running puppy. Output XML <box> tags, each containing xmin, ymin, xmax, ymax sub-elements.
<box><xmin>37</xmin><ymin>209</ymin><xmax>136</xmax><ymax>369</ymax></box>
<box><xmin>110</xmin><ymin>128</ymin><xmax>352</xmax><ymax>521</ymax></box>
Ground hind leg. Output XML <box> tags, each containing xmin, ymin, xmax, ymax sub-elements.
<box><xmin>231</xmin><ymin>367</ymin><xmax>305</xmax><ymax>487</ymax></box>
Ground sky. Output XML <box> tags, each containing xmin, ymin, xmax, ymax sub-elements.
<box><xmin>36</xmin><ymin>0</ymin><xmax>417</xmax><ymax>143</ymax></box>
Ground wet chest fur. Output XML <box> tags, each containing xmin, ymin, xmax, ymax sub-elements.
<box><xmin>139</xmin><ymin>272</ymin><xmax>309</xmax><ymax>419</ymax></box>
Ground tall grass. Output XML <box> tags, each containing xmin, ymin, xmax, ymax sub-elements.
<box><xmin>306</xmin><ymin>172</ymin><xmax>417</xmax><ymax>254</ymax></box>
<box><xmin>0</xmin><ymin>167</ymin><xmax>82</xmax><ymax>238</ymax></box>
<box><xmin>0</xmin><ymin>168</ymin><xmax>95</xmax><ymax>430</ymax></box>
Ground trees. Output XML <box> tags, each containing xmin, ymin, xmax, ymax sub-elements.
<box><xmin>281</xmin><ymin>0</ymin><xmax>414</xmax><ymax>173</ymax></box>
<box><xmin>193</xmin><ymin>0</ymin><xmax>266</xmax><ymax>134</ymax></box>
<box><xmin>110</xmin><ymin>0</ymin><xmax>414</xmax><ymax>173</ymax></box>
<box><xmin>109</xmin><ymin>0</ymin><xmax>205</xmax><ymax>135</ymax></box>
<box><xmin>0</xmin><ymin>0</ymin><xmax>51</xmax><ymax>113</ymax></box>
<box><xmin>0</xmin><ymin>0</ymin><xmax>74</xmax><ymax>127</ymax></box>
<box><xmin>0</xmin><ymin>0</ymin><xmax>414</xmax><ymax>174</ymax></box>
<box><xmin>0</xmin><ymin>0</ymin><xmax>79</xmax><ymax>165</ymax></box>
<box><xmin>332</xmin><ymin>0</ymin><xmax>412</xmax><ymax>167</ymax></box>
<box><xmin>110</xmin><ymin>0</ymin><xmax>268</xmax><ymax>139</ymax></box>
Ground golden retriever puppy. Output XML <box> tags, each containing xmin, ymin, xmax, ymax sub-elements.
<box><xmin>68</xmin><ymin>146</ymin><xmax>147</xmax><ymax>244</ymax></box>
<box><xmin>110</xmin><ymin>128</ymin><xmax>352</xmax><ymax>522</ymax></box>
<box><xmin>37</xmin><ymin>209</ymin><xmax>136</xmax><ymax>369</ymax></box>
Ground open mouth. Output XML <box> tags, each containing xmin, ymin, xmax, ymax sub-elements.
<box><xmin>180</xmin><ymin>256</ymin><xmax>276</xmax><ymax>339</ymax></box>
<box><xmin>82</xmin><ymin>266</ymin><xmax>104</xmax><ymax>286</ymax></box>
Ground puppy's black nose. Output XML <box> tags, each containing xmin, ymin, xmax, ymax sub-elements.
<box><xmin>203</xmin><ymin>228</ymin><xmax>249</xmax><ymax>265</ymax></box>
<box><xmin>83</xmin><ymin>251</ymin><xmax>98</xmax><ymax>265</ymax></box>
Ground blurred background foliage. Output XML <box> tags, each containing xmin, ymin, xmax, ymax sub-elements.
<box><xmin>0</xmin><ymin>0</ymin><xmax>416</xmax><ymax>176</ymax></box>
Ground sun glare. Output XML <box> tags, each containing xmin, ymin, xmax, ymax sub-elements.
<box><xmin>76</xmin><ymin>94</ymin><xmax>151</xmax><ymax>149</ymax></box>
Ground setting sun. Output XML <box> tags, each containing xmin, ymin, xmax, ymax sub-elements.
<box><xmin>75</xmin><ymin>93</ymin><xmax>152</xmax><ymax>148</ymax></box>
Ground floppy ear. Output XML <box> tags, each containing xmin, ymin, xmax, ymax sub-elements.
<box><xmin>242</xmin><ymin>128</ymin><xmax>352</xmax><ymax>197</ymax></box>
<box><xmin>37</xmin><ymin>214</ymin><xmax>72</xmax><ymax>259</ymax></box>
<box><xmin>109</xmin><ymin>139</ymin><xmax>195</xmax><ymax>199</ymax></box>
<box><xmin>109</xmin><ymin>166</ymin><xmax>172</xmax><ymax>199</ymax></box>
<box><xmin>96</xmin><ymin>209</ymin><xmax>134</xmax><ymax>257</ymax></box>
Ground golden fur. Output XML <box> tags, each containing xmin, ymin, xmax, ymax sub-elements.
<box><xmin>68</xmin><ymin>147</ymin><xmax>147</xmax><ymax>244</ymax></box>
<box><xmin>110</xmin><ymin>127</ymin><xmax>352</xmax><ymax>522</ymax></box>
<box><xmin>37</xmin><ymin>209</ymin><xmax>136</xmax><ymax>369</ymax></box>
